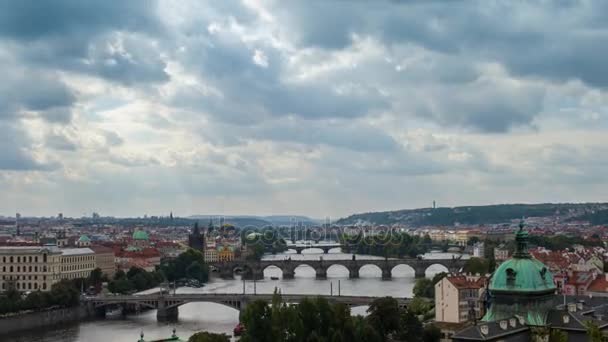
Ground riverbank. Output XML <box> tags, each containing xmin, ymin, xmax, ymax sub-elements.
<box><xmin>0</xmin><ymin>306</ymin><xmax>89</xmax><ymax>336</ymax></box>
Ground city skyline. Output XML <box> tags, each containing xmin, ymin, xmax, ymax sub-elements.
<box><xmin>2</xmin><ymin>1</ymin><xmax>608</xmax><ymax>218</ymax></box>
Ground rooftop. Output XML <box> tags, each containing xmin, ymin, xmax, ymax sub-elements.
<box><xmin>61</xmin><ymin>248</ymin><xmax>94</xmax><ymax>256</ymax></box>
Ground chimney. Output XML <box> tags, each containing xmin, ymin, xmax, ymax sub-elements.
<box><xmin>568</xmin><ymin>303</ymin><xmax>577</xmax><ymax>312</ymax></box>
<box><xmin>577</xmin><ymin>302</ymin><xmax>584</xmax><ymax>311</ymax></box>
<box><xmin>562</xmin><ymin>315</ymin><xmax>570</xmax><ymax>324</ymax></box>
<box><xmin>499</xmin><ymin>320</ymin><xmax>508</xmax><ymax>330</ymax></box>
<box><xmin>509</xmin><ymin>318</ymin><xmax>517</xmax><ymax>328</ymax></box>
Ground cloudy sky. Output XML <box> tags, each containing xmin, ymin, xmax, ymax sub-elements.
<box><xmin>1</xmin><ymin>0</ymin><xmax>608</xmax><ymax>218</ymax></box>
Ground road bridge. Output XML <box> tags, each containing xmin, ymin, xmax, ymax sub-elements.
<box><xmin>210</xmin><ymin>257</ymin><xmax>465</xmax><ymax>280</ymax></box>
<box><xmin>85</xmin><ymin>293</ymin><xmax>412</xmax><ymax>321</ymax></box>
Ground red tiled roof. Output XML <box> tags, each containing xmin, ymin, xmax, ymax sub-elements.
<box><xmin>447</xmin><ymin>276</ymin><xmax>487</xmax><ymax>289</ymax></box>
<box><xmin>588</xmin><ymin>277</ymin><xmax>608</xmax><ymax>293</ymax></box>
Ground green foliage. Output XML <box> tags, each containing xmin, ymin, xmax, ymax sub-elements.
<box><xmin>529</xmin><ymin>234</ymin><xmax>603</xmax><ymax>250</ymax></box>
<box><xmin>549</xmin><ymin>329</ymin><xmax>568</xmax><ymax>342</ymax></box>
<box><xmin>366</xmin><ymin>297</ymin><xmax>401</xmax><ymax>339</ymax></box>
<box><xmin>338</xmin><ymin>203</ymin><xmax>603</xmax><ymax>226</ymax></box>
<box><xmin>408</xmin><ymin>297</ymin><xmax>433</xmax><ymax>317</ymax></box>
<box><xmin>395</xmin><ymin>309</ymin><xmax>424</xmax><ymax>342</ymax></box>
<box><xmin>188</xmin><ymin>331</ymin><xmax>230</xmax><ymax>342</ymax></box>
<box><xmin>463</xmin><ymin>257</ymin><xmax>490</xmax><ymax>275</ymax></box>
<box><xmin>161</xmin><ymin>249</ymin><xmax>209</xmax><ymax>282</ymax></box>
<box><xmin>340</xmin><ymin>232</ymin><xmax>426</xmax><ymax>258</ymax></box>
<box><xmin>239</xmin><ymin>294</ymin><xmax>434</xmax><ymax>342</ymax></box>
<box><xmin>422</xmin><ymin>324</ymin><xmax>442</xmax><ymax>342</ymax></box>
<box><xmin>107</xmin><ymin>267</ymin><xmax>164</xmax><ymax>294</ymax></box>
<box><xmin>242</xmin><ymin>228</ymin><xmax>288</xmax><ymax>261</ymax></box>
<box><xmin>413</xmin><ymin>278</ymin><xmax>435</xmax><ymax>298</ymax></box>
<box><xmin>0</xmin><ymin>280</ymin><xmax>80</xmax><ymax>315</ymax></box>
<box><xmin>586</xmin><ymin>322</ymin><xmax>608</xmax><ymax>342</ymax></box>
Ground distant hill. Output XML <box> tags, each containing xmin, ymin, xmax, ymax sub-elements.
<box><xmin>336</xmin><ymin>203</ymin><xmax>608</xmax><ymax>227</ymax></box>
<box><xmin>188</xmin><ymin>215</ymin><xmax>319</xmax><ymax>227</ymax></box>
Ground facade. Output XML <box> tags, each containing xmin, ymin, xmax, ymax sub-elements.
<box><xmin>493</xmin><ymin>244</ymin><xmax>510</xmax><ymax>262</ymax></box>
<box><xmin>60</xmin><ymin>248</ymin><xmax>96</xmax><ymax>280</ymax></box>
<box><xmin>90</xmin><ymin>245</ymin><xmax>116</xmax><ymax>278</ymax></box>
<box><xmin>217</xmin><ymin>245</ymin><xmax>235</xmax><ymax>262</ymax></box>
<box><xmin>204</xmin><ymin>248</ymin><xmax>218</xmax><ymax>262</ymax></box>
<box><xmin>435</xmin><ymin>275</ymin><xmax>487</xmax><ymax>324</ymax></box>
<box><xmin>0</xmin><ymin>246</ymin><xmax>62</xmax><ymax>292</ymax></box>
<box><xmin>473</xmin><ymin>242</ymin><xmax>485</xmax><ymax>258</ymax></box>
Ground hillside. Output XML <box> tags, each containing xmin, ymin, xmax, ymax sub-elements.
<box><xmin>336</xmin><ymin>203</ymin><xmax>608</xmax><ymax>226</ymax></box>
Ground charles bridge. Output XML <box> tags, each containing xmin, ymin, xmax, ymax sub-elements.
<box><xmin>85</xmin><ymin>292</ymin><xmax>412</xmax><ymax>321</ymax></box>
<box><xmin>210</xmin><ymin>256</ymin><xmax>466</xmax><ymax>280</ymax></box>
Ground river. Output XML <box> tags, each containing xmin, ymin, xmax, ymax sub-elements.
<box><xmin>1</xmin><ymin>251</ymin><xmax>466</xmax><ymax>342</ymax></box>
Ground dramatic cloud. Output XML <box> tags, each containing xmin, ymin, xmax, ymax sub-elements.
<box><xmin>2</xmin><ymin>0</ymin><xmax>608</xmax><ymax>217</ymax></box>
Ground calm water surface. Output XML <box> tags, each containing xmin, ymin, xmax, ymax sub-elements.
<box><xmin>2</xmin><ymin>251</ymin><xmax>466</xmax><ymax>342</ymax></box>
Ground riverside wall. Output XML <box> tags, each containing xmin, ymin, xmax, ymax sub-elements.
<box><xmin>0</xmin><ymin>306</ymin><xmax>90</xmax><ymax>336</ymax></box>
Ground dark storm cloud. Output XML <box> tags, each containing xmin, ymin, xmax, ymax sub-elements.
<box><xmin>0</xmin><ymin>0</ymin><xmax>160</xmax><ymax>40</ymax></box>
<box><xmin>272</xmin><ymin>0</ymin><xmax>608</xmax><ymax>89</ymax></box>
<box><xmin>0</xmin><ymin>123</ymin><xmax>57</xmax><ymax>171</ymax></box>
<box><xmin>174</xmin><ymin>28</ymin><xmax>388</xmax><ymax>123</ymax></box>
<box><xmin>0</xmin><ymin>0</ymin><xmax>168</xmax><ymax>85</ymax></box>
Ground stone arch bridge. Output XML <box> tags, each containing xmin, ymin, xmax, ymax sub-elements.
<box><xmin>210</xmin><ymin>257</ymin><xmax>465</xmax><ymax>280</ymax></box>
<box><xmin>85</xmin><ymin>293</ymin><xmax>411</xmax><ymax>321</ymax></box>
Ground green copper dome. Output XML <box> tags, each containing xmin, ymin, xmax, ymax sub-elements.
<box><xmin>133</xmin><ymin>230</ymin><xmax>149</xmax><ymax>240</ymax></box>
<box><xmin>78</xmin><ymin>235</ymin><xmax>91</xmax><ymax>242</ymax></box>
<box><xmin>488</xmin><ymin>222</ymin><xmax>555</xmax><ymax>294</ymax></box>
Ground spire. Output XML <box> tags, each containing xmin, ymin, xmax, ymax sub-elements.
<box><xmin>513</xmin><ymin>219</ymin><xmax>530</xmax><ymax>258</ymax></box>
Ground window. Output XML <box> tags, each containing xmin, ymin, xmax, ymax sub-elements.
<box><xmin>43</xmin><ymin>254</ymin><xmax>47</xmax><ymax>263</ymax></box>
<box><xmin>42</xmin><ymin>283</ymin><xmax>47</xmax><ymax>290</ymax></box>
<box><xmin>10</xmin><ymin>256</ymin><xmax>13</xmax><ymax>263</ymax></box>
<box><xmin>506</xmin><ymin>268</ymin><xmax>517</xmax><ymax>286</ymax></box>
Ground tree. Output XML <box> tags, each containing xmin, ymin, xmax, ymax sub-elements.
<box><xmin>549</xmin><ymin>329</ymin><xmax>568</xmax><ymax>342</ymax></box>
<box><xmin>423</xmin><ymin>324</ymin><xmax>442</xmax><ymax>342</ymax></box>
<box><xmin>586</xmin><ymin>322</ymin><xmax>608</xmax><ymax>342</ymax></box>
<box><xmin>240</xmin><ymin>300</ymin><xmax>274</xmax><ymax>342</ymax></box>
<box><xmin>463</xmin><ymin>257</ymin><xmax>489</xmax><ymax>275</ymax></box>
<box><xmin>396</xmin><ymin>309</ymin><xmax>423</xmax><ymax>342</ymax></box>
<box><xmin>408</xmin><ymin>297</ymin><xmax>432</xmax><ymax>317</ymax></box>
<box><xmin>50</xmin><ymin>280</ymin><xmax>80</xmax><ymax>307</ymax></box>
<box><xmin>413</xmin><ymin>278</ymin><xmax>435</xmax><ymax>298</ymax></box>
<box><xmin>366</xmin><ymin>297</ymin><xmax>401</xmax><ymax>339</ymax></box>
<box><xmin>467</xmin><ymin>237</ymin><xmax>480</xmax><ymax>246</ymax></box>
<box><xmin>88</xmin><ymin>268</ymin><xmax>103</xmax><ymax>287</ymax></box>
<box><xmin>188</xmin><ymin>332</ymin><xmax>230</xmax><ymax>342</ymax></box>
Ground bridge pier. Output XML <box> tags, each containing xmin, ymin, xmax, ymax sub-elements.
<box><xmin>315</xmin><ymin>267</ymin><xmax>327</xmax><ymax>280</ymax></box>
<box><xmin>414</xmin><ymin>268</ymin><xmax>426</xmax><ymax>278</ymax></box>
<box><xmin>157</xmin><ymin>301</ymin><xmax>179</xmax><ymax>321</ymax></box>
<box><xmin>381</xmin><ymin>268</ymin><xmax>392</xmax><ymax>280</ymax></box>
<box><xmin>283</xmin><ymin>268</ymin><xmax>295</xmax><ymax>279</ymax></box>
<box><xmin>348</xmin><ymin>267</ymin><xmax>359</xmax><ymax>279</ymax></box>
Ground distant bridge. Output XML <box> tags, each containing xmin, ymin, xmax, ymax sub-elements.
<box><xmin>85</xmin><ymin>293</ymin><xmax>412</xmax><ymax>321</ymax></box>
<box><xmin>210</xmin><ymin>257</ymin><xmax>465</xmax><ymax>280</ymax></box>
<box><xmin>285</xmin><ymin>242</ymin><xmax>344</xmax><ymax>254</ymax></box>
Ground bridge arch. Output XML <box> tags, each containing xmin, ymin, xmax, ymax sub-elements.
<box><xmin>390</xmin><ymin>264</ymin><xmax>416</xmax><ymax>278</ymax></box>
<box><xmin>425</xmin><ymin>263</ymin><xmax>450</xmax><ymax>277</ymax></box>
<box><xmin>327</xmin><ymin>247</ymin><xmax>342</xmax><ymax>254</ymax></box>
<box><xmin>326</xmin><ymin>264</ymin><xmax>350</xmax><ymax>278</ymax></box>
<box><xmin>165</xmin><ymin>299</ymin><xmax>243</xmax><ymax>311</ymax></box>
<box><xmin>293</xmin><ymin>263</ymin><xmax>317</xmax><ymax>278</ymax></box>
<box><xmin>358</xmin><ymin>264</ymin><xmax>383</xmax><ymax>278</ymax></box>
<box><xmin>262</xmin><ymin>264</ymin><xmax>284</xmax><ymax>279</ymax></box>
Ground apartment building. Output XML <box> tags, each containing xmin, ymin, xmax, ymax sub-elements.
<box><xmin>435</xmin><ymin>275</ymin><xmax>487</xmax><ymax>324</ymax></box>
<box><xmin>59</xmin><ymin>248</ymin><xmax>96</xmax><ymax>280</ymax></box>
<box><xmin>0</xmin><ymin>246</ymin><xmax>62</xmax><ymax>292</ymax></box>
